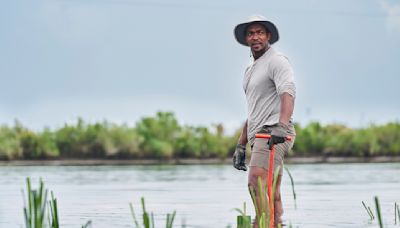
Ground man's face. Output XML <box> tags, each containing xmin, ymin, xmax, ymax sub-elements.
<box><xmin>245</xmin><ymin>23</ymin><xmax>271</xmax><ymax>53</ymax></box>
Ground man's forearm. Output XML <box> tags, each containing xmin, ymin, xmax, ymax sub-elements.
<box><xmin>238</xmin><ymin>120</ymin><xmax>248</xmax><ymax>145</ymax></box>
<box><xmin>279</xmin><ymin>92</ymin><xmax>294</xmax><ymax>125</ymax></box>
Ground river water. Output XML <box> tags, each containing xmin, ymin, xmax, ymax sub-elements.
<box><xmin>0</xmin><ymin>163</ymin><xmax>399</xmax><ymax>228</ymax></box>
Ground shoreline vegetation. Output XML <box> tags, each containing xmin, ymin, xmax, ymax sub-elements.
<box><xmin>1</xmin><ymin>112</ymin><xmax>399</xmax><ymax>162</ymax></box>
<box><xmin>1</xmin><ymin>156</ymin><xmax>400</xmax><ymax>166</ymax></box>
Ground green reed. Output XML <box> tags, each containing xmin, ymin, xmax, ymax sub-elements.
<box><xmin>362</xmin><ymin>201</ymin><xmax>375</xmax><ymax>220</ymax></box>
<box><xmin>248</xmin><ymin>166</ymin><xmax>282</xmax><ymax>228</ymax></box>
<box><xmin>81</xmin><ymin>220</ymin><xmax>92</xmax><ymax>228</ymax></box>
<box><xmin>23</xmin><ymin>178</ymin><xmax>48</xmax><ymax>228</ymax></box>
<box><xmin>374</xmin><ymin>196</ymin><xmax>384</xmax><ymax>228</ymax></box>
<box><xmin>362</xmin><ymin>198</ymin><xmax>400</xmax><ymax>227</ymax></box>
<box><xmin>23</xmin><ymin>177</ymin><xmax>61</xmax><ymax>228</ymax></box>
<box><xmin>129</xmin><ymin>197</ymin><xmax>176</xmax><ymax>228</ymax></box>
<box><xmin>397</xmin><ymin>203</ymin><xmax>400</xmax><ymax>226</ymax></box>
<box><xmin>48</xmin><ymin>192</ymin><xmax>59</xmax><ymax>228</ymax></box>
<box><xmin>395</xmin><ymin>202</ymin><xmax>400</xmax><ymax>226</ymax></box>
<box><xmin>284</xmin><ymin>166</ymin><xmax>297</xmax><ymax>209</ymax></box>
<box><xmin>234</xmin><ymin>202</ymin><xmax>251</xmax><ymax>228</ymax></box>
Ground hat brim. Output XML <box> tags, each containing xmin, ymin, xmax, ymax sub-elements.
<box><xmin>234</xmin><ymin>21</ymin><xmax>279</xmax><ymax>46</ymax></box>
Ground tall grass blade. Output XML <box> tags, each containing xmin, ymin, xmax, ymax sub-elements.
<box><xmin>141</xmin><ymin>197</ymin><xmax>150</xmax><ymax>228</ymax></box>
<box><xmin>48</xmin><ymin>191</ymin><xmax>59</xmax><ymax>228</ymax></box>
<box><xmin>368</xmin><ymin>206</ymin><xmax>375</xmax><ymax>220</ymax></box>
<box><xmin>284</xmin><ymin>166</ymin><xmax>297</xmax><ymax>209</ymax></box>
<box><xmin>374</xmin><ymin>196</ymin><xmax>384</xmax><ymax>228</ymax></box>
<box><xmin>23</xmin><ymin>177</ymin><xmax>49</xmax><ymax>228</ymax></box>
<box><xmin>131</xmin><ymin>197</ymin><xmax>176</xmax><ymax>228</ymax></box>
<box><xmin>362</xmin><ymin>201</ymin><xmax>374</xmax><ymax>220</ymax></box>
<box><xmin>129</xmin><ymin>202</ymin><xmax>141</xmax><ymax>228</ymax></box>
<box><xmin>233</xmin><ymin>208</ymin><xmax>245</xmax><ymax>216</ymax></box>
<box><xmin>38</xmin><ymin>179</ymin><xmax>48</xmax><ymax>226</ymax></box>
<box><xmin>396</xmin><ymin>203</ymin><xmax>400</xmax><ymax>226</ymax></box>
<box><xmin>151</xmin><ymin>212</ymin><xmax>155</xmax><ymax>228</ymax></box>
<box><xmin>260</xmin><ymin>212</ymin><xmax>266</xmax><ymax>228</ymax></box>
<box><xmin>258</xmin><ymin>176</ymin><xmax>268</xmax><ymax>227</ymax></box>
<box><xmin>27</xmin><ymin>178</ymin><xmax>33</xmax><ymax>228</ymax></box>
<box><xmin>166</xmin><ymin>210</ymin><xmax>176</xmax><ymax>228</ymax></box>
<box><xmin>81</xmin><ymin>220</ymin><xmax>92</xmax><ymax>228</ymax></box>
<box><xmin>233</xmin><ymin>202</ymin><xmax>248</xmax><ymax>217</ymax></box>
<box><xmin>257</xmin><ymin>176</ymin><xmax>266</xmax><ymax>216</ymax></box>
<box><xmin>249</xmin><ymin>186</ymin><xmax>259</xmax><ymax>219</ymax></box>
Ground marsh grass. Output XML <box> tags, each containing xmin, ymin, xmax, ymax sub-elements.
<box><xmin>234</xmin><ymin>202</ymin><xmax>251</xmax><ymax>228</ymax></box>
<box><xmin>23</xmin><ymin>178</ymin><xmax>48</xmax><ymax>228</ymax></box>
<box><xmin>48</xmin><ymin>192</ymin><xmax>59</xmax><ymax>228</ymax></box>
<box><xmin>394</xmin><ymin>202</ymin><xmax>400</xmax><ymax>225</ymax></box>
<box><xmin>129</xmin><ymin>197</ymin><xmax>176</xmax><ymax>228</ymax></box>
<box><xmin>395</xmin><ymin>202</ymin><xmax>400</xmax><ymax>226</ymax></box>
<box><xmin>374</xmin><ymin>196</ymin><xmax>383</xmax><ymax>228</ymax></box>
<box><xmin>248</xmin><ymin>166</ymin><xmax>282</xmax><ymax>228</ymax></box>
<box><xmin>284</xmin><ymin>166</ymin><xmax>297</xmax><ymax>209</ymax></box>
<box><xmin>22</xmin><ymin>177</ymin><xmax>92</xmax><ymax>228</ymax></box>
<box><xmin>362</xmin><ymin>201</ymin><xmax>375</xmax><ymax>220</ymax></box>
<box><xmin>234</xmin><ymin>202</ymin><xmax>247</xmax><ymax>216</ymax></box>
<box><xmin>81</xmin><ymin>220</ymin><xmax>92</xmax><ymax>228</ymax></box>
<box><xmin>362</xmin><ymin>198</ymin><xmax>400</xmax><ymax>227</ymax></box>
<box><xmin>22</xmin><ymin>178</ymin><xmax>61</xmax><ymax>228</ymax></box>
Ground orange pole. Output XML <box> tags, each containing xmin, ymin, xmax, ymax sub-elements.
<box><xmin>268</xmin><ymin>144</ymin><xmax>275</xmax><ymax>228</ymax></box>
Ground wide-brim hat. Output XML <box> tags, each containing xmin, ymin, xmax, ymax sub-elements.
<box><xmin>234</xmin><ymin>15</ymin><xmax>279</xmax><ymax>46</ymax></box>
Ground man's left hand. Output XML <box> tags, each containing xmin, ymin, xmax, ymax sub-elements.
<box><xmin>269</xmin><ymin>122</ymin><xmax>289</xmax><ymax>149</ymax></box>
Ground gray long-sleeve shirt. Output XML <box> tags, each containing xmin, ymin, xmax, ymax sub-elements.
<box><xmin>243</xmin><ymin>47</ymin><xmax>296</xmax><ymax>145</ymax></box>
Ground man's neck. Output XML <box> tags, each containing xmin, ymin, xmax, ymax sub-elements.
<box><xmin>252</xmin><ymin>46</ymin><xmax>270</xmax><ymax>60</ymax></box>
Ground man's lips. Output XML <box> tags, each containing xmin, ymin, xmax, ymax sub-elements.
<box><xmin>251</xmin><ymin>43</ymin><xmax>262</xmax><ymax>48</ymax></box>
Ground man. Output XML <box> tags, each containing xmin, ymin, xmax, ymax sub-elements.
<box><xmin>232</xmin><ymin>15</ymin><xmax>296</xmax><ymax>228</ymax></box>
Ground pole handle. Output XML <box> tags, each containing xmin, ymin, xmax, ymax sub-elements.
<box><xmin>255</xmin><ymin>133</ymin><xmax>292</xmax><ymax>141</ymax></box>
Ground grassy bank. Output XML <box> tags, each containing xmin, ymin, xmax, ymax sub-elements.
<box><xmin>1</xmin><ymin>112</ymin><xmax>399</xmax><ymax>160</ymax></box>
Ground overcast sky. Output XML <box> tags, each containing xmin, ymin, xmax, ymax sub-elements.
<box><xmin>1</xmin><ymin>0</ymin><xmax>399</xmax><ymax>132</ymax></box>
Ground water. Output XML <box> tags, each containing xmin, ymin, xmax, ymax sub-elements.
<box><xmin>0</xmin><ymin>163</ymin><xmax>399</xmax><ymax>228</ymax></box>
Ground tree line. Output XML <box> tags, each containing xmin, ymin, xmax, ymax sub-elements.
<box><xmin>0</xmin><ymin>112</ymin><xmax>399</xmax><ymax>160</ymax></box>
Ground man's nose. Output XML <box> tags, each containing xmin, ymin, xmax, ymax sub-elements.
<box><xmin>251</xmin><ymin>36</ymin><xmax>259</xmax><ymax>42</ymax></box>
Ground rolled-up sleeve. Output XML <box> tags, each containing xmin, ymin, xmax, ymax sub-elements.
<box><xmin>270</xmin><ymin>55</ymin><xmax>296</xmax><ymax>98</ymax></box>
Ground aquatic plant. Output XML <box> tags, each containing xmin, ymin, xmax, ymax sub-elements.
<box><xmin>395</xmin><ymin>202</ymin><xmax>400</xmax><ymax>225</ymax></box>
<box><xmin>23</xmin><ymin>178</ymin><xmax>48</xmax><ymax>228</ymax></box>
<box><xmin>284</xmin><ymin>166</ymin><xmax>297</xmax><ymax>209</ymax></box>
<box><xmin>22</xmin><ymin>178</ymin><xmax>60</xmax><ymax>228</ymax></box>
<box><xmin>248</xmin><ymin>166</ymin><xmax>282</xmax><ymax>228</ymax></box>
<box><xmin>234</xmin><ymin>202</ymin><xmax>251</xmax><ymax>228</ymax></box>
<box><xmin>374</xmin><ymin>196</ymin><xmax>383</xmax><ymax>228</ymax></box>
<box><xmin>362</xmin><ymin>201</ymin><xmax>375</xmax><ymax>220</ymax></box>
<box><xmin>129</xmin><ymin>197</ymin><xmax>176</xmax><ymax>228</ymax></box>
<box><xmin>48</xmin><ymin>192</ymin><xmax>59</xmax><ymax>228</ymax></box>
<box><xmin>81</xmin><ymin>220</ymin><xmax>92</xmax><ymax>228</ymax></box>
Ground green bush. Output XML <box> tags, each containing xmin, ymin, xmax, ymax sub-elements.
<box><xmin>0</xmin><ymin>125</ymin><xmax>21</xmax><ymax>159</ymax></box>
<box><xmin>0</xmin><ymin>113</ymin><xmax>399</xmax><ymax>160</ymax></box>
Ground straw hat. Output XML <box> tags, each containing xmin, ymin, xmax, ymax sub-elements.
<box><xmin>234</xmin><ymin>15</ymin><xmax>279</xmax><ymax>46</ymax></box>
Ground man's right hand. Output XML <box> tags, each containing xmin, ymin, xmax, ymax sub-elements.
<box><xmin>233</xmin><ymin>144</ymin><xmax>247</xmax><ymax>171</ymax></box>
